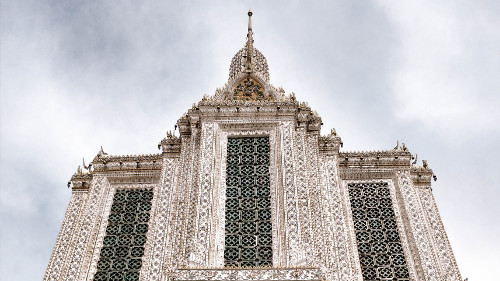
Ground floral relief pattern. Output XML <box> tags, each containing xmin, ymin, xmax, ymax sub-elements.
<box><xmin>44</xmin><ymin>27</ymin><xmax>463</xmax><ymax>281</ymax></box>
<box><xmin>280</xmin><ymin>121</ymin><xmax>302</xmax><ymax>265</ymax></box>
<box><xmin>45</xmin><ymin>126</ymin><xmax>462</xmax><ymax>281</ymax></box>
<box><xmin>63</xmin><ymin>176</ymin><xmax>111</xmax><ymax>281</ymax></box>
<box><xmin>233</xmin><ymin>78</ymin><xmax>271</xmax><ymax>101</ymax></box>
<box><xmin>397</xmin><ymin>171</ymin><xmax>440</xmax><ymax>281</ymax></box>
<box><xmin>44</xmin><ymin>24</ymin><xmax>461</xmax><ymax>281</ymax></box>
<box><xmin>44</xmin><ymin>192</ymin><xmax>87</xmax><ymax>281</ymax></box>
<box><xmin>417</xmin><ymin>187</ymin><xmax>462</xmax><ymax>281</ymax></box>
<box><xmin>175</xmin><ymin>268</ymin><xmax>324</xmax><ymax>281</ymax></box>
<box><xmin>191</xmin><ymin>122</ymin><xmax>218</xmax><ymax>266</ymax></box>
<box><xmin>294</xmin><ymin>129</ymin><xmax>314</xmax><ymax>263</ymax></box>
<box><xmin>144</xmin><ymin>158</ymin><xmax>180</xmax><ymax>281</ymax></box>
<box><xmin>322</xmin><ymin>156</ymin><xmax>356</xmax><ymax>280</ymax></box>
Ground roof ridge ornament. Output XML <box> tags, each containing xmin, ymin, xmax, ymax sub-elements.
<box><xmin>245</xmin><ymin>10</ymin><xmax>254</xmax><ymax>73</ymax></box>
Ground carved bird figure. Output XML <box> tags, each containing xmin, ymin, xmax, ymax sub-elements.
<box><xmin>411</xmin><ymin>154</ymin><xmax>418</xmax><ymax>165</ymax></box>
<box><xmin>401</xmin><ymin>143</ymin><xmax>408</xmax><ymax>151</ymax></box>
<box><xmin>166</xmin><ymin>130</ymin><xmax>173</xmax><ymax>139</ymax></box>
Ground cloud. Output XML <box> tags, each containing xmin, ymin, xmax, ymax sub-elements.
<box><xmin>1</xmin><ymin>1</ymin><xmax>499</xmax><ymax>280</ymax></box>
<box><xmin>375</xmin><ymin>0</ymin><xmax>500</xmax><ymax>144</ymax></box>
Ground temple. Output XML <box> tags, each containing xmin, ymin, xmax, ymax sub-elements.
<box><xmin>44</xmin><ymin>11</ymin><xmax>462</xmax><ymax>281</ymax></box>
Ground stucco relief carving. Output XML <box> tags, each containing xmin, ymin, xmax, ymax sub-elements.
<box><xmin>84</xmin><ymin>185</ymin><xmax>115</xmax><ymax>281</ymax></box>
<box><xmin>43</xmin><ymin>192</ymin><xmax>87</xmax><ymax>281</ymax></box>
<box><xmin>175</xmin><ymin>267</ymin><xmax>324</xmax><ymax>281</ymax></box>
<box><xmin>320</xmin><ymin>155</ymin><xmax>356</xmax><ymax>280</ymax></box>
<box><xmin>62</xmin><ymin>176</ymin><xmax>111</xmax><ymax>281</ymax></box>
<box><xmin>280</xmin><ymin>121</ymin><xmax>302</xmax><ymax>265</ymax></box>
<box><xmin>44</xmin><ymin>11</ymin><xmax>463</xmax><ymax>280</ymax></box>
<box><xmin>417</xmin><ymin>187</ymin><xmax>462</xmax><ymax>281</ymax></box>
<box><xmin>294</xmin><ymin>129</ymin><xmax>314</xmax><ymax>264</ymax></box>
<box><xmin>172</xmin><ymin>136</ymin><xmax>197</xmax><ymax>270</ymax></box>
<box><xmin>143</xmin><ymin>158</ymin><xmax>179</xmax><ymax>281</ymax></box>
<box><xmin>189</xmin><ymin>122</ymin><xmax>218</xmax><ymax>266</ymax></box>
<box><xmin>397</xmin><ymin>170</ymin><xmax>440</xmax><ymax>281</ymax></box>
<box><xmin>183</xmin><ymin>131</ymin><xmax>202</xmax><ymax>268</ymax></box>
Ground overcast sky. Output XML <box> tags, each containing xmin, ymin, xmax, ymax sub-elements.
<box><xmin>1</xmin><ymin>1</ymin><xmax>499</xmax><ymax>280</ymax></box>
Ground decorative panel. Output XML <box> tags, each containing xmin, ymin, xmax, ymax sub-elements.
<box><xmin>44</xmin><ymin>192</ymin><xmax>87</xmax><ymax>281</ymax></box>
<box><xmin>232</xmin><ymin>77</ymin><xmax>271</xmax><ymax>101</ymax></box>
<box><xmin>224</xmin><ymin>137</ymin><xmax>272</xmax><ymax>267</ymax></box>
<box><xmin>93</xmin><ymin>189</ymin><xmax>153</xmax><ymax>281</ymax></box>
<box><xmin>397</xmin><ymin>171</ymin><xmax>440</xmax><ymax>280</ymax></box>
<box><xmin>417</xmin><ymin>187</ymin><xmax>462</xmax><ymax>281</ymax></box>
<box><xmin>280</xmin><ymin>121</ymin><xmax>301</xmax><ymax>265</ymax></box>
<box><xmin>191</xmin><ymin>122</ymin><xmax>217</xmax><ymax>266</ymax></box>
<box><xmin>63</xmin><ymin>176</ymin><xmax>110</xmax><ymax>281</ymax></box>
<box><xmin>142</xmin><ymin>158</ymin><xmax>179</xmax><ymax>281</ymax></box>
<box><xmin>174</xmin><ymin>267</ymin><xmax>324</xmax><ymax>280</ymax></box>
<box><xmin>348</xmin><ymin>182</ymin><xmax>410</xmax><ymax>281</ymax></box>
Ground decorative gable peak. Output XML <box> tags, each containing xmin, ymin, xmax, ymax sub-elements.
<box><xmin>207</xmin><ymin>11</ymin><xmax>286</xmax><ymax>103</ymax></box>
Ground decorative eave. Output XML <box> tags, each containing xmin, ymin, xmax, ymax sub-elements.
<box><xmin>92</xmin><ymin>153</ymin><xmax>163</xmax><ymax>172</ymax></box>
<box><xmin>318</xmin><ymin>130</ymin><xmax>343</xmax><ymax>155</ymax></box>
<box><xmin>338</xmin><ymin>149</ymin><xmax>410</xmax><ymax>181</ymax></box>
<box><xmin>159</xmin><ymin>132</ymin><xmax>182</xmax><ymax>156</ymax></box>
<box><xmin>198</xmin><ymin>95</ymin><xmax>295</xmax><ymax>107</ymax></box>
<box><xmin>410</xmin><ymin>165</ymin><xmax>435</xmax><ymax>187</ymax></box>
<box><xmin>70</xmin><ymin>173</ymin><xmax>93</xmax><ymax>192</ymax></box>
<box><xmin>338</xmin><ymin>143</ymin><xmax>437</xmax><ymax>185</ymax></box>
<box><xmin>87</xmin><ymin>150</ymin><xmax>163</xmax><ymax>184</ymax></box>
<box><xmin>339</xmin><ymin>150</ymin><xmax>412</xmax><ymax>168</ymax></box>
<box><xmin>177</xmin><ymin>98</ymin><xmax>324</xmax><ymax>135</ymax></box>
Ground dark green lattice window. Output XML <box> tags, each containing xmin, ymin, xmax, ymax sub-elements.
<box><xmin>224</xmin><ymin>137</ymin><xmax>272</xmax><ymax>267</ymax></box>
<box><xmin>348</xmin><ymin>182</ymin><xmax>410</xmax><ymax>281</ymax></box>
<box><xmin>93</xmin><ymin>188</ymin><xmax>153</xmax><ymax>281</ymax></box>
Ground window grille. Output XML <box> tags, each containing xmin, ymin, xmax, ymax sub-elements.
<box><xmin>348</xmin><ymin>182</ymin><xmax>410</xmax><ymax>281</ymax></box>
<box><xmin>93</xmin><ymin>188</ymin><xmax>153</xmax><ymax>281</ymax></box>
<box><xmin>224</xmin><ymin>137</ymin><xmax>272</xmax><ymax>267</ymax></box>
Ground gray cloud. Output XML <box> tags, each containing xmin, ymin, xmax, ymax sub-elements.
<box><xmin>1</xmin><ymin>0</ymin><xmax>499</xmax><ymax>280</ymax></box>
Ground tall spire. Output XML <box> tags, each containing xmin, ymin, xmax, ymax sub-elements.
<box><xmin>245</xmin><ymin>10</ymin><xmax>254</xmax><ymax>73</ymax></box>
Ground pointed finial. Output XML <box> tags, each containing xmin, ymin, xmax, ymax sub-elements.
<box><xmin>83</xmin><ymin>157</ymin><xmax>91</xmax><ymax>170</ymax></box>
<box><xmin>245</xmin><ymin>10</ymin><xmax>254</xmax><ymax>73</ymax></box>
<box><xmin>97</xmin><ymin>146</ymin><xmax>108</xmax><ymax>157</ymax></box>
<box><xmin>248</xmin><ymin>10</ymin><xmax>253</xmax><ymax>29</ymax></box>
<box><xmin>392</xmin><ymin>140</ymin><xmax>399</xmax><ymax>151</ymax></box>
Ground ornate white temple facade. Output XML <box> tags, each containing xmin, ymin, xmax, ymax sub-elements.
<box><xmin>44</xmin><ymin>11</ymin><xmax>462</xmax><ymax>281</ymax></box>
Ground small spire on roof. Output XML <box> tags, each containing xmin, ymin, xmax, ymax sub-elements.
<box><xmin>245</xmin><ymin>10</ymin><xmax>254</xmax><ymax>73</ymax></box>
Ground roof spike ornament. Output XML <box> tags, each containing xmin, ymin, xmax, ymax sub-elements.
<box><xmin>245</xmin><ymin>10</ymin><xmax>254</xmax><ymax>73</ymax></box>
<box><xmin>227</xmin><ymin>10</ymin><xmax>270</xmax><ymax>83</ymax></box>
